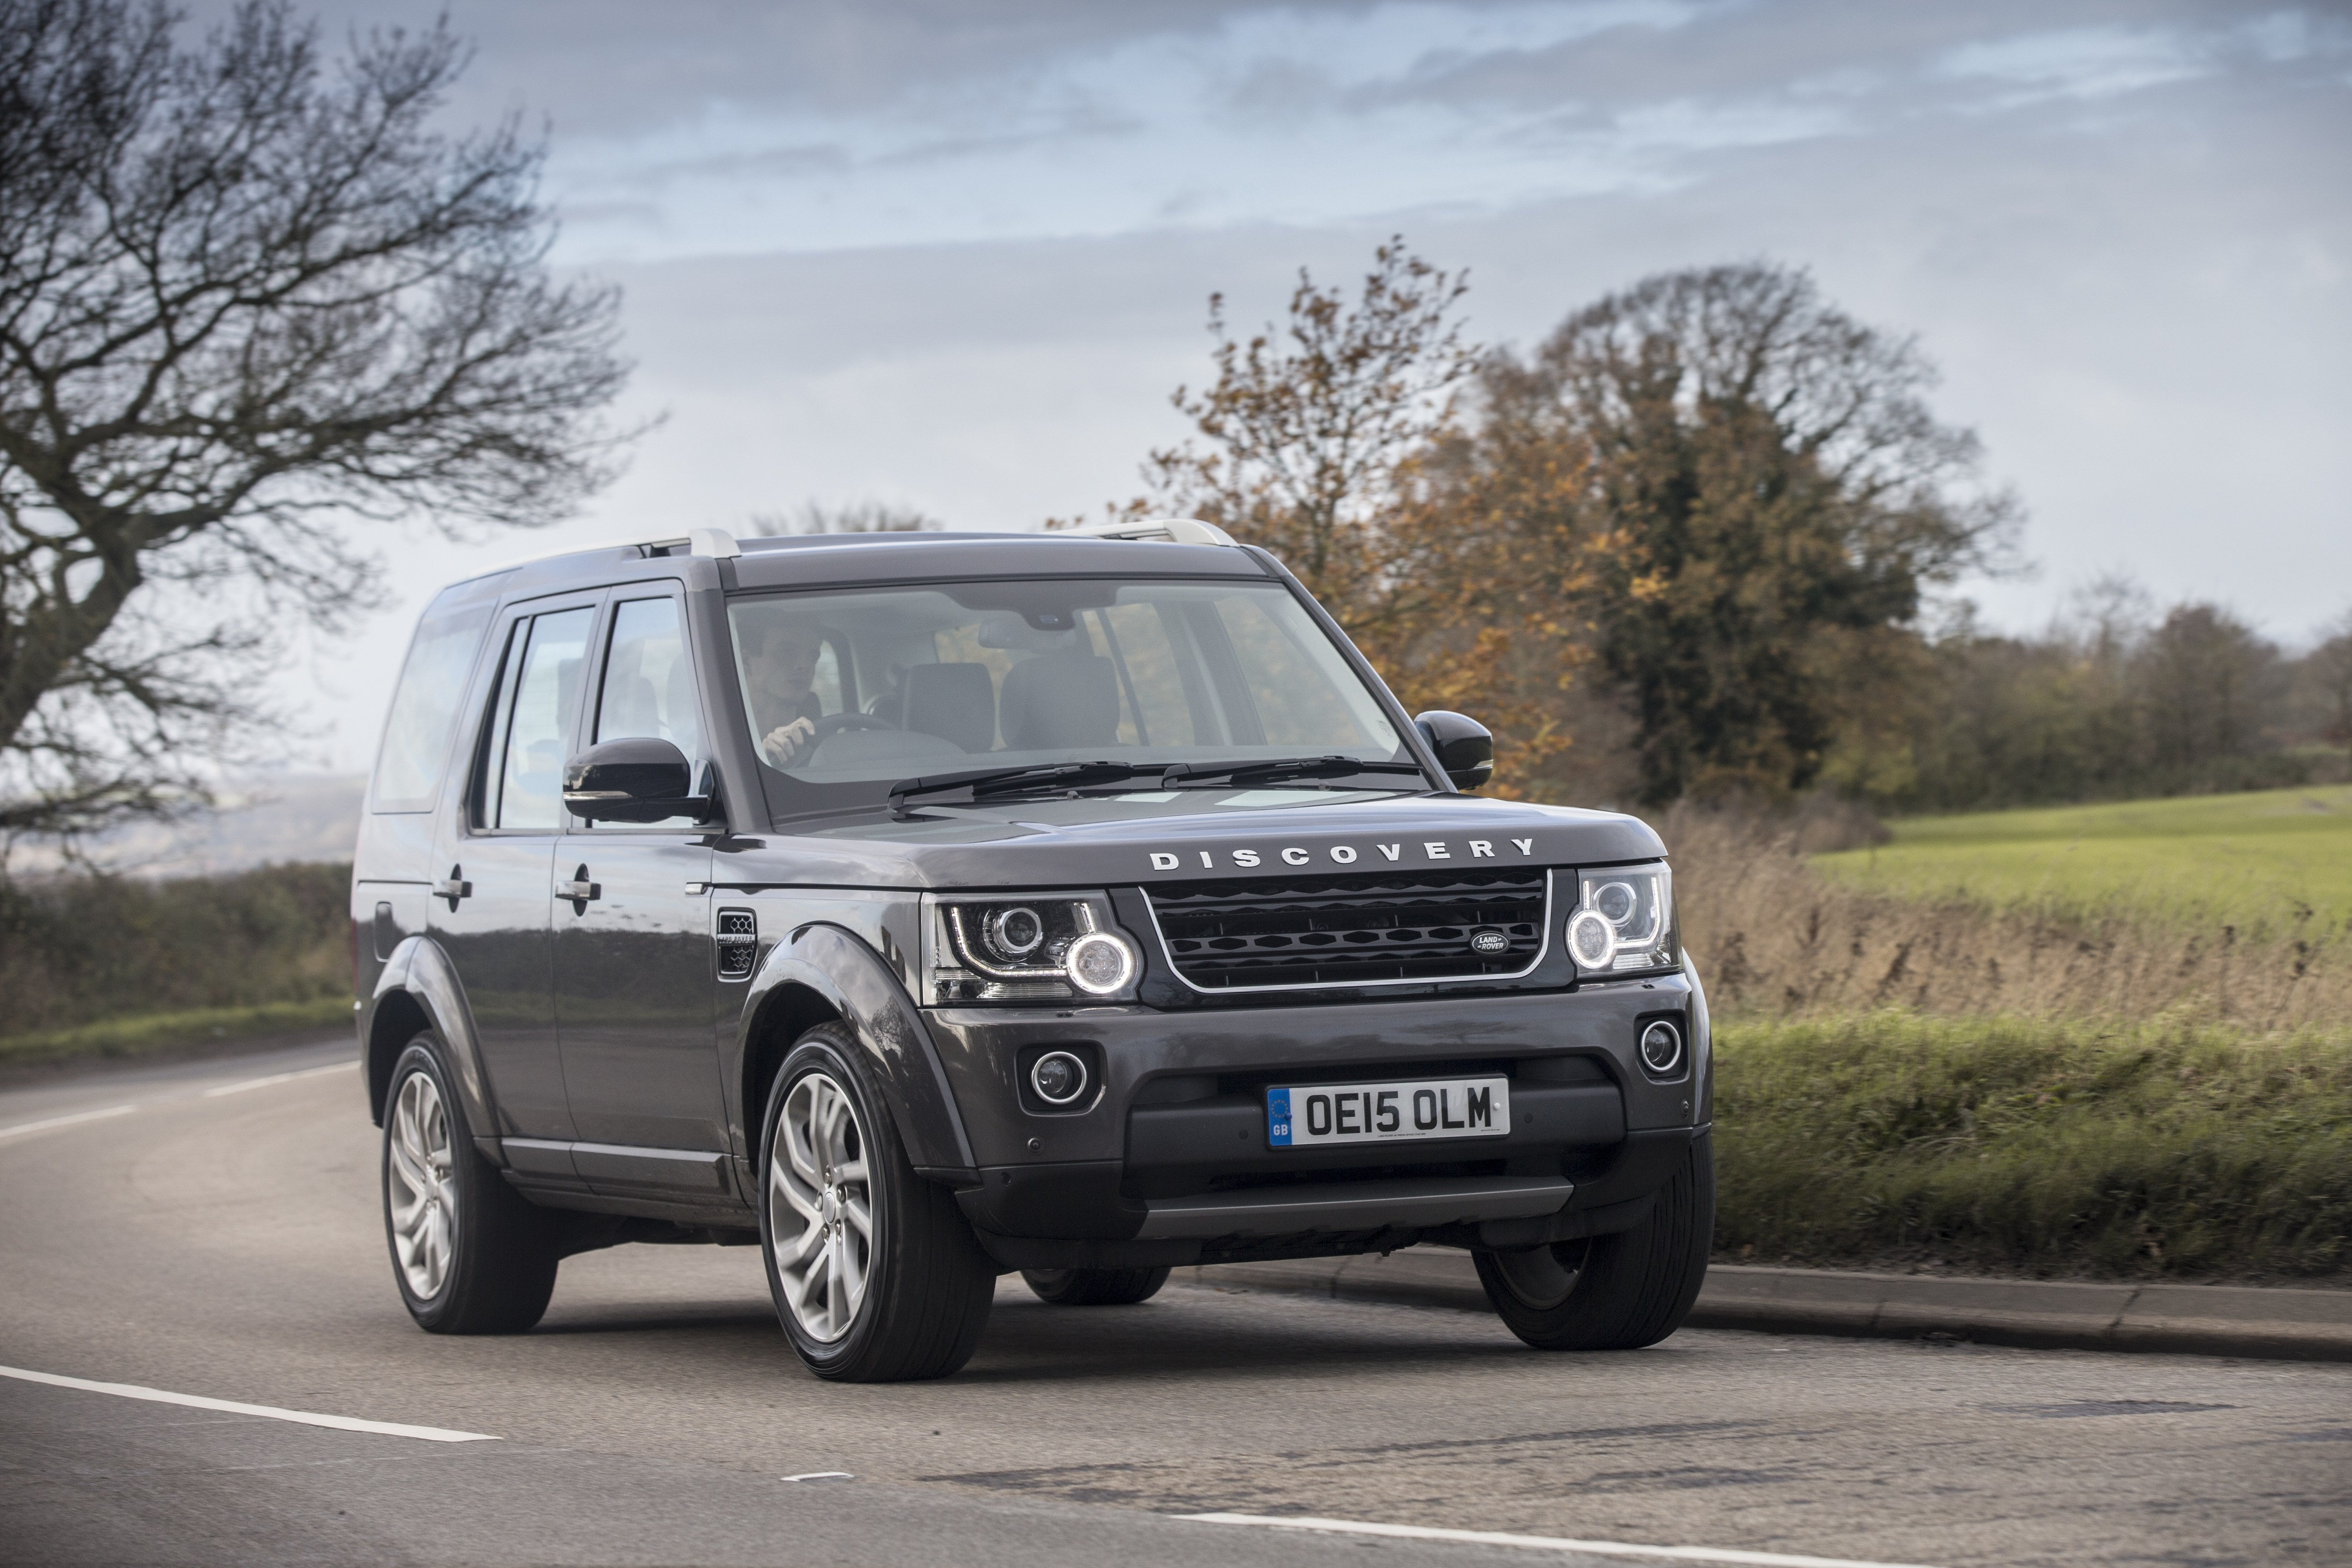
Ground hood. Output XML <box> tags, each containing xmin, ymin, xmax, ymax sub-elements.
<box><xmin>710</xmin><ymin>789</ymin><xmax>1665</xmax><ymax>890</ymax></box>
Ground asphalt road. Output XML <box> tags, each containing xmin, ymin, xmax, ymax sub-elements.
<box><xmin>3</xmin><ymin>1039</ymin><xmax>2346</xmax><ymax>1568</ymax></box>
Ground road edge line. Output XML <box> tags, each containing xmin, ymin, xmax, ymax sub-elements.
<box><xmin>201</xmin><ymin>1061</ymin><xmax>359</xmax><ymax>1098</ymax></box>
<box><xmin>0</xmin><ymin>1365</ymin><xmax>500</xmax><ymax>1443</ymax></box>
<box><xmin>0</xmin><ymin>1105</ymin><xmax>137</xmax><ymax>1142</ymax></box>
<box><xmin>1175</xmin><ymin>1512</ymin><xmax>1944</xmax><ymax>1568</ymax></box>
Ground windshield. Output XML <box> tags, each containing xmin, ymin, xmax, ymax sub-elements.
<box><xmin>725</xmin><ymin>577</ymin><xmax>1416</xmax><ymax>816</ymax></box>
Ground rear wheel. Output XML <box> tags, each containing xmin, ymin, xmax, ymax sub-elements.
<box><xmin>382</xmin><ymin>1037</ymin><xmax>560</xmax><ymax>1334</ymax></box>
<box><xmin>1475</xmin><ymin>1132</ymin><xmax>1713</xmax><ymax>1351</ymax></box>
<box><xmin>1022</xmin><ymin>1267</ymin><xmax>1170</xmax><ymax>1306</ymax></box>
<box><xmin>758</xmin><ymin>1028</ymin><xmax>996</xmax><ymax>1381</ymax></box>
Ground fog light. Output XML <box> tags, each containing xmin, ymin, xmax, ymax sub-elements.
<box><xmin>1639</xmin><ymin>1019</ymin><xmax>1684</xmax><ymax>1075</ymax></box>
<box><xmin>1063</xmin><ymin>930</ymin><xmax>1137</xmax><ymax>996</ymax></box>
<box><xmin>1030</xmin><ymin>1051</ymin><xmax>1088</xmax><ymax>1105</ymax></box>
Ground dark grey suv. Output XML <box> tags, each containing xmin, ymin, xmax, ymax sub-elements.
<box><xmin>353</xmin><ymin>518</ymin><xmax>1712</xmax><ymax>1382</ymax></box>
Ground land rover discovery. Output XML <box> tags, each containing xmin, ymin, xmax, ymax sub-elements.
<box><xmin>352</xmin><ymin>518</ymin><xmax>1712</xmax><ymax>1382</ymax></box>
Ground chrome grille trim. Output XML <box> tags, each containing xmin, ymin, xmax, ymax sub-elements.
<box><xmin>1142</xmin><ymin>867</ymin><xmax>1554</xmax><ymax>994</ymax></box>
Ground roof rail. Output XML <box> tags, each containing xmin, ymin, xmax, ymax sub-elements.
<box><xmin>643</xmin><ymin>527</ymin><xmax>742</xmax><ymax>560</ymax></box>
<box><xmin>1058</xmin><ymin>516</ymin><xmax>1235</xmax><ymax>547</ymax></box>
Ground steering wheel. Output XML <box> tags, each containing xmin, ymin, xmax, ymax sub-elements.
<box><xmin>811</xmin><ymin>712</ymin><xmax>897</xmax><ymax>737</ymax></box>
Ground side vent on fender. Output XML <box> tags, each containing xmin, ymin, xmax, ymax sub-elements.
<box><xmin>716</xmin><ymin>908</ymin><xmax>759</xmax><ymax>980</ymax></box>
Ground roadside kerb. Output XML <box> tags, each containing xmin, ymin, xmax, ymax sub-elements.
<box><xmin>1175</xmin><ymin>1250</ymin><xmax>2352</xmax><ymax>1362</ymax></box>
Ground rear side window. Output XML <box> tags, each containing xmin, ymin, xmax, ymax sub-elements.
<box><xmin>369</xmin><ymin>596</ymin><xmax>497</xmax><ymax>813</ymax></box>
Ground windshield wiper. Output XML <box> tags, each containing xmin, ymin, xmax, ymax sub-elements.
<box><xmin>1159</xmin><ymin>755</ymin><xmax>1430</xmax><ymax>789</ymax></box>
<box><xmin>887</xmin><ymin>761</ymin><xmax>1150</xmax><ymax>813</ymax></box>
<box><xmin>887</xmin><ymin>754</ymin><xmax>1428</xmax><ymax>813</ymax></box>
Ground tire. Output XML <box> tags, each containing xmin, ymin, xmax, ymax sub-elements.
<box><xmin>382</xmin><ymin>1036</ymin><xmax>560</xmax><ymax>1334</ymax></box>
<box><xmin>757</xmin><ymin>1027</ymin><xmax>996</xmax><ymax>1382</ymax></box>
<box><xmin>1022</xmin><ymin>1267</ymin><xmax>1170</xmax><ymax>1306</ymax></box>
<box><xmin>1474</xmin><ymin>1132</ymin><xmax>1714</xmax><ymax>1351</ymax></box>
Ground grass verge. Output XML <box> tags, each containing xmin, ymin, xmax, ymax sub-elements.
<box><xmin>1810</xmin><ymin>784</ymin><xmax>2352</xmax><ymax>936</ymax></box>
<box><xmin>0</xmin><ymin>996</ymin><xmax>355</xmax><ymax>1070</ymax></box>
<box><xmin>1663</xmin><ymin>801</ymin><xmax>2347</xmax><ymax>1029</ymax></box>
<box><xmin>1712</xmin><ymin>1012</ymin><xmax>2352</xmax><ymax>1281</ymax></box>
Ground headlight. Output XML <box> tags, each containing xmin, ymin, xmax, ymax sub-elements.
<box><xmin>1063</xmin><ymin>931</ymin><xmax>1138</xmax><ymax>996</ymax></box>
<box><xmin>925</xmin><ymin>892</ymin><xmax>1141</xmax><ymax>1004</ymax></box>
<box><xmin>1567</xmin><ymin>864</ymin><xmax>1676</xmax><ymax>976</ymax></box>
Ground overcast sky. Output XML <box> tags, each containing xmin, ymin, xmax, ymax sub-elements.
<box><xmin>247</xmin><ymin>0</ymin><xmax>2350</xmax><ymax>771</ymax></box>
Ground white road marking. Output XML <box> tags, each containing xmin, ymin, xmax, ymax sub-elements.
<box><xmin>0</xmin><ymin>1105</ymin><xmax>137</xmax><ymax>1142</ymax></box>
<box><xmin>1176</xmin><ymin>1514</ymin><xmax>1944</xmax><ymax>1568</ymax></box>
<box><xmin>0</xmin><ymin>1366</ymin><xmax>501</xmax><ymax>1444</ymax></box>
<box><xmin>201</xmin><ymin>1061</ymin><xmax>358</xmax><ymax>1098</ymax></box>
<box><xmin>782</xmin><ymin>1471</ymin><xmax>856</xmax><ymax>1482</ymax></box>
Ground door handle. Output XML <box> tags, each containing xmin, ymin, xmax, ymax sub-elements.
<box><xmin>558</xmin><ymin>865</ymin><xmax>602</xmax><ymax>912</ymax></box>
<box><xmin>433</xmin><ymin>866</ymin><xmax>472</xmax><ymax>911</ymax></box>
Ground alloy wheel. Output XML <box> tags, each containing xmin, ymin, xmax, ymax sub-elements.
<box><xmin>768</xmin><ymin>1071</ymin><xmax>873</xmax><ymax>1342</ymax></box>
<box><xmin>387</xmin><ymin>1069</ymin><xmax>455</xmax><ymax>1299</ymax></box>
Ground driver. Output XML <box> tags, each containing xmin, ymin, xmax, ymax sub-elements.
<box><xmin>746</xmin><ymin>616</ymin><xmax>828</xmax><ymax>767</ymax></box>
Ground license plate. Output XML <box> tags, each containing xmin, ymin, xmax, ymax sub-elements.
<box><xmin>1266</xmin><ymin>1077</ymin><xmax>1510</xmax><ymax>1148</ymax></box>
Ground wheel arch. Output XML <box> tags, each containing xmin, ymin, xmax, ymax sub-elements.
<box><xmin>730</xmin><ymin>923</ymin><xmax>977</xmax><ymax>1189</ymax></box>
<box><xmin>365</xmin><ymin>935</ymin><xmax>502</xmax><ymax>1164</ymax></box>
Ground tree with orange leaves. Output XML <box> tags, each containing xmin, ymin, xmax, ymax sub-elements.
<box><xmin>1068</xmin><ymin>239</ymin><xmax>1607</xmax><ymax>795</ymax></box>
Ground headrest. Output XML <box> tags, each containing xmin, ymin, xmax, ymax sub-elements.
<box><xmin>901</xmin><ymin>662</ymin><xmax>996</xmax><ymax>753</ymax></box>
<box><xmin>999</xmin><ymin>652</ymin><xmax>1119</xmax><ymax>751</ymax></box>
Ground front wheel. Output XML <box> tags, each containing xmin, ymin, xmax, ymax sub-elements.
<box><xmin>1022</xmin><ymin>1267</ymin><xmax>1170</xmax><ymax>1306</ymax></box>
<box><xmin>1474</xmin><ymin>1131</ymin><xmax>1713</xmax><ymax>1351</ymax></box>
<box><xmin>382</xmin><ymin>1037</ymin><xmax>560</xmax><ymax>1334</ymax></box>
<box><xmin>758</xmin><ymin>1028</ymin><xmax>996</xmax><ymax>1381</ymax></box>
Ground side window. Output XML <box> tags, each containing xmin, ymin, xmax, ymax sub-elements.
<box><xmin>492</xmin><ymin>607</ymin><xmax>595</xmax><ymax>831</ymax></box>
<box><xmin>1213</xmin><ymin>594</ymin><xmax>1372</xmax><ymax>749</ymax></box>
<box><xmin>587</xmin><ymin>597</ymin><xmax>705</xmax><ymax>830</ymax></box>
<box><xmin>1087</xmin><ymin>603</ymin><xmax>1199</xmax><ymax>748</ymax></box>
<box><xmin>595</xmin><ymin>597</ymin><xmax>701</xmax><ymax>756</ymax></box>
<box><xmin>809</xmin><ymin>637</ymin><xmax>844</xmax><ymax>720</ymax></box>
<box><xmin>370</xmin><ymin>598</ymin><xmax>495</xmax><ymax>813</ymax></box>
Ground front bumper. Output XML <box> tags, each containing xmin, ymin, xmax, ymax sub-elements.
<box><xmin>925</xmin><ymin>973</ymin><xmax>1708</xmax><ymax>1269</ymax></box>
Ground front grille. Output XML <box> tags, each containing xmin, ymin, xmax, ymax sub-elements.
<box><xmin>1147</xmin><ymin>868</ymin><xmax>1548</xmax><ymax>990</ymax></box>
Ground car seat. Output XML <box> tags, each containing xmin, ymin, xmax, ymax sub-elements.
<box><xmin>998</xmin><ymin>652</ymin><xmax>1119</xmax><ymax>751</ymax></box>
<box><xmin>899</xmin><ymin>663</ymin><xmax>996</xmax><ymax>753</ymax></box>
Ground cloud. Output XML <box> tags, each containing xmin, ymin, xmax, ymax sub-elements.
<box><xmin>153</xmin><ymin>0</ymin><xmax>2348</xmax><ymax>764</ymax></box>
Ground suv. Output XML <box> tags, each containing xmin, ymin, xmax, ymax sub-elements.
<box><xmin>353</xmin><ymin>519</ymin><xmax>1711</xmax><ymax>1382</ymax></box>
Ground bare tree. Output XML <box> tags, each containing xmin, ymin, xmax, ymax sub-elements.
<box><xmin>0</xmin><ymin>0</ymin><xmax>632</xmax><ymax>847</ymax></box>
<box><xmin>748</xmin><ymin>501</ymin><xmax>942</xmax><ymax>536</ymax></box>
<box><xmin>2296</xmin><ymin>609</ymin><xmax>2352</xmax><ymax>758</ymax></box>
<box><xmin>2132</xmin><ymin>603</ymin><xmax>2283</xmax><ymax>779</ymax></box>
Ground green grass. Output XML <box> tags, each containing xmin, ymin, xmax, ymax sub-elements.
<box><xmin>1812</xmin><ymin>784</ymin><xmax>2352</xmax><ymax>936</ymax></box>
<box><xmin>0</xmin><ymin>997</ymin><xmax>355</xmax><ymax>1070</ymax></box>
<box><xmin>1713</xmin><ymin>1013</ymin><xmax>2352</xmax><ymax>1279</ymax></box>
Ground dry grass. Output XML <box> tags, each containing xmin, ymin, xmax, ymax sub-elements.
<box><xmin>1662</xmin><ymin>803</ymin><xmax>2349</xmax><ymax>1030</ymax></box>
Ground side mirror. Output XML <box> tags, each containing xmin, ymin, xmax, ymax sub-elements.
<box><xmin>1413</xmin><ymin>710</ymin><xmax>1494</xmax><ymax>792</ymax></box>
<box><xmin>562</xmin><ymin>738</ymin><xmax>709</xmax><ymax>823</ymax></box>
